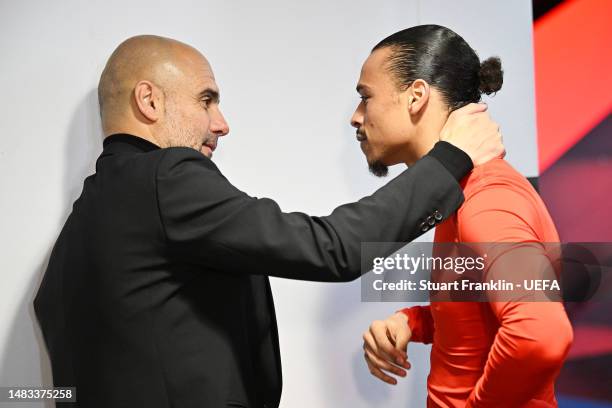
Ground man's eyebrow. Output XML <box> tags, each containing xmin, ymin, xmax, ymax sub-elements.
<box><xmin>356</xmin><ymin>84</ymin><xmax>370</xmax><ymax>94</ymax></box>
<box><xmin>197</xmin><ymin>88</ymin><xmax>220</xmax><ymax>102</ymax></box>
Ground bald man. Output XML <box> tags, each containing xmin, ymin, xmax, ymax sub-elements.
<box><xmin>34</xmin><ymin>35</ymin><xmax>503</xmax><ymax>408</ymax></box>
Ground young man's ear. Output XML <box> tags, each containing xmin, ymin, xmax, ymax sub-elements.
<box><xmin>407</xmin><ymin>79</ymin><xmax>430</xmax><ymax>114</ymax></box>
<box><xmin>133</xmin><ymin>80</ymin><xmax>163</xmax><ymax>123</ymax></box>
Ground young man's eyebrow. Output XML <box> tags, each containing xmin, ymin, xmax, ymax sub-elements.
<box><xmin>356</xmin><ymin>84</ymin><xmax>371</xmax><ymax>94</ymax></box>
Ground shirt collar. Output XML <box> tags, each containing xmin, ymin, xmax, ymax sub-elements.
<box><xmin>103</xmin><ymin>134</ymin><xmax>160</xmax><ymax>152</ymax></box>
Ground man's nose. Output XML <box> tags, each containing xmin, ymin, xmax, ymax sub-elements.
<box><xmin>211</xmin><ymin>107</ymin><xmax>230</xmax><ymax>137</ymax></box>
<box><xmin>350</xmin><ymin>102</ymin><xmax>364</xmax><ymax>129</ymax></box>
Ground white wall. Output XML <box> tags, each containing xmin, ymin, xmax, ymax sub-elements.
<box><xmin>0</xmin><ymin>1</ymin><xmax>536</xmax><ymax>407</ymax></box>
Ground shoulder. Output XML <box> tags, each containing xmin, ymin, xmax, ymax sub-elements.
<box><xmin>457</xmin><ymin>159</ymin><xmax>545</xmax><ymax>242</ymax></box>
<box><xmin>461</xmin><ymin>159</ymin><xmax>532</xmax><ymax>199</ymax></box>
<box><xmin>461</xmin><ymin>159</ymin><xmax>540</xmax><ymax>212</ymax></box>
<box><xmin>157</xmin><ymin>147</ymin><xmax>222</xmax><ymax>175</ymax></box>
<box><xmin>154</xmin><ymin>147</ymin><xmax>247</xmax><ymax>203</ymax></box>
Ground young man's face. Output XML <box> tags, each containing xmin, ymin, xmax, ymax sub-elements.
<box><xmin>351</xmin><ymin>47</ymin><xmax>414</xmax><ymax>177</ymax></box>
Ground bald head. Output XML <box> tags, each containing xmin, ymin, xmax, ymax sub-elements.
<box><xmin>98</xmin><ymin>35</ymin><xmax>210</xmax><ymax>133</ymax></box>
<box><xmin>97</xmin><ymin>35</ymin><xmax>228</xmax><ymax>155</ymax></box>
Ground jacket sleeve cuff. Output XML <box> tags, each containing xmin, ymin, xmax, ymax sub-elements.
<box><xmin>427</xmin><ymin>141</ymin><xmax>473</xmax><ymax>182</ymax></box>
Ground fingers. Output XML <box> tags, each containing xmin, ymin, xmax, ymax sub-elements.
<box><xmin>452</xmin><ymin>102</ymin><xmax>488</xmax><ymax>116</ymax></box>
<box><xmin>364</xmin><ymin>343</ymin><xmax>407</xmax><ymax>378</ymax></box>
<box><xmin>370</xmin><ymin>320</ymin><xmax>404</xmax><ymax>364</ymax></box>
<box><xmin>363</xmin><ymin>329</ymin><xmax>396</xmax><ymax>365</ymax></box>
<box><xmin>471</xmin><ymin>112</ymin><xmax>502</xmax><ymax>159</ymax></box>
<box><xmin>394</xmin><ymin>326</ymin><xmax>411</xmax><ymax>363</ymax></box>
<box><xmin>364</xmin><ymin>352</ymin><xmax>398</xmax><ymax>385</ymax></box>
<box><xmin>471</xmin><ymin>111</ymin><xmax>496</xmax><ymax>128</ymax></box>
<box><xmin>387</xmin><ymin>312</ymin><xmax>411</xmax><ymax>369</ymax></box>
<box><xmin>498</xmin><ymin>129</ymin><xmax>506</xmax><ymax>159</ymax></box>
<box><xmin>439</xmin><ymin>101</ymin><xmax>504</xmax><ymax>166</ymax></box>
<box><xmin>362</xmin><ymin>318</ymin><xmax>413</xmax><ymax>385</ymax></box>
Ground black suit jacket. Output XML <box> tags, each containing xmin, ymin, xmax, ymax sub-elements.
<box><xmin>34</xmin><ymin>134</ymin><xmax>466</xmax><ymax>408</ymax></box>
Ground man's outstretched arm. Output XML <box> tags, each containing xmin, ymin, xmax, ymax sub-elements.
<box><xmin>156</xmin><ymin>146</ymin><xmax>460</xmax><ymax>282</ymax></box>
<box><xmin>155</xmin><ymin>104</ymin><xmax>502</xmax><ymax>282</ymax></box>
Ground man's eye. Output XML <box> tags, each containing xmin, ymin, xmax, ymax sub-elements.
<box><xmin>360</xmin><ymin>95</ymin><xmax>369</xmax><ymax>103</ymax></box>
<box><xmin>201</xmin><ymin>98</ymin><xmax>211</xmax><ymax>108</ymax></box>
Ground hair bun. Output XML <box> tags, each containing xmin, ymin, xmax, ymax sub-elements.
<box><xmin>479</xmin><ymin>56</ymin><xmax>503</xmax><ymax>95</ymax></box>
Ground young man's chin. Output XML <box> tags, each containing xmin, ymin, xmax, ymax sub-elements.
<box><xmin>368</xmin><ymin>160</ymin><xmax>389</xmax><ymax>177</ymax></box>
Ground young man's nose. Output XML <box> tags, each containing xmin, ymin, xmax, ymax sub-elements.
<box><xmin>351</xmin><ymin>111</ymin><xmax>363</xmax><ymax>129</ymax></box>
<box><xmin>350</xmin><ymin>102</ymin><xmax>365</xmax><ymax>129</ymax></box>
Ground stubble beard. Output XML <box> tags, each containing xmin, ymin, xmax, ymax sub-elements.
<box><xmin>163</xmin><ymin>108</ymin><xmax>204</xmax><ymax>152</ymax></box>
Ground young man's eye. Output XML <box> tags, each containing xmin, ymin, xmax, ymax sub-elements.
<box><xmin>360</xmin><ymin>95</ymin><xmax>369</xmax><ymax>103</ymax></box>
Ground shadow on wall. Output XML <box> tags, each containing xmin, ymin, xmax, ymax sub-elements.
<box><xmin>0</xmin><ymin>251</ymin><xmax>54</xmax><ymax>408</ymax></box>
<box><xmin>0</xmin><ymin>89</ymin><xmax>103</xmax><ymax>408</ymax></box>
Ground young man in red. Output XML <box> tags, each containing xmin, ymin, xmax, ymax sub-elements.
<box><xmin>355</xmin><ymin>25</ymin><xmax>573</xmax><ymax>407</ymax></box>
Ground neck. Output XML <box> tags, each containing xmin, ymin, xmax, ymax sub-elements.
<box><xmin>402</xmin><ymin>108</ymin><xmax>449</xmax><ymax>167</ymax></box>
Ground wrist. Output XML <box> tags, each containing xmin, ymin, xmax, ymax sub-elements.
<box><xmin>427</xmin><ymin>141</ymin><xmax>473</xmax><ymax>181</ymax></box>
<box><xmin>394</xmin><ymin>310</ymin><xmax>409</xmax><ymax>325</ymax></box>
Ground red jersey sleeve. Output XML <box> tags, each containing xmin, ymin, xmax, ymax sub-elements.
<box><xmin>399</xmin><ymin>305</ymin><xmax>434</xmax><ymax>344</ymax></box>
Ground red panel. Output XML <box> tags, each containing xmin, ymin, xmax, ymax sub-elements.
<box><xmin>566</xmin><ymin>325</ymin><xmax>612</xmax><ymax>359</ymax></box>
<box><xmin>534</xmin><ymin>0</ymin><xmax>612</xmax><ymax>172</ymax></box>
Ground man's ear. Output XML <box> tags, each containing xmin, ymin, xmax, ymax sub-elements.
<box><xmin>133</xmin><ymin>80</ymin><xmax>163</xmax><ymax>123</ymax></box>
<box><xmin>407</xmin><ymin>79</ymin><xmax>430</xmax><ymax>114</ymax></box>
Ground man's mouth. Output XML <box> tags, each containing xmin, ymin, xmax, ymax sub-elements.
<box><xmin>203</xmin><ymin>141</ymin><xmax>217</xmax><ymax>152</ymax></box>
<box><xmin>356</xmin><ymin>130</ymin><xmax>367</xmax><ymax>142</ymax></box>
<box><xmin>200</xmin><ymin>140</ymin><xmax>217</xmax><ymax>157</ymax></box>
